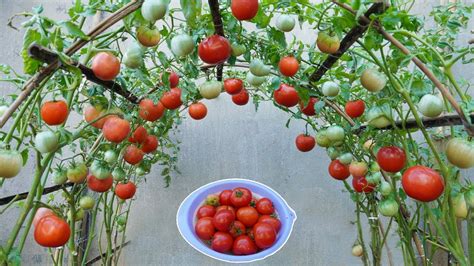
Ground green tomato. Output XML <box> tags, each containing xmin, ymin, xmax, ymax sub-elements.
<box><xmin>316</xmin><ymin>130</ymin><xmax>331</xmax><ymax>148</ymax></box>
<box><xmin>452</xmin><ymin>193</ymin><xmax>468</xmax><ymax>219</ymax></box>
<box><xmin>327</xmin><ymin>147</ymin><xmax>341</xmax><ymax>160</ymax></box>
<box><xmin>321</xmin><ymin>81</ymin><xmax>340</xmax><ymax>97</ymax></box>
<box><xmin>123</xmin><ymin>44</ymin><xmax>144</xmax><ymax>69</ymax></box>
<box><xmin>90</xmin><ymin>160</ymin><xmax>111</xmax><ymax>180</ymax></box>
<box><xmin>326</xmin><ymin>125</ymin><xmax>345</xmax><ymax>142</ymax></box>
<box><xmin>112</xmin><ymin>167</ymin><xmax>126</xmax><ymax>181</ymax></box>
<box><xmin>51</xmin><ymin>169</ymin><xmax>68</xmax><ymax>185</ymax></box>
<box><xmin>141</xmin><ymin>0</ymin><xmax>168</xmax><ymax>22</ymax></box>
<box><xmin>418</xmin><ymin>94</ymin><xmax>443</xmax><ymax>118</ymax></box>
<box><xmin>445</xmin><ymin>138</ymin><xmax>474</xmax><ymax>169</ymax></box>
<box><xmin>67</xmin><ymin>163</ymin><xmax>88</xmax><ymax>183</ymax></box>
<box><xmin>276</xmin><ymin>14</ymin><xmax>295</xmax><ymax>32</ymax></box>
<box><xmin>171</xmin><ymin>34</ymin><xmax>194</xmax><ymax>57</ymax></box>
<box><xmin>379</xmin><ymin>180</ymin><xmax>392</xmax><ymax>196</ymax></box>
<box><xmin>205</xmin><ymin>194</ymin><xmax>219</xmax><ymax>207</ymax></box>
<box><xmin>199</xmin><ymin>81</ymin><xmax>222</xmax><ymax>99</ymax></box>
<box><xmin>352</xmin><ymin>244</ymin><xmax>363</xmax><ymax>257</ymax></box>
<box><xmin>366</xmin><ymin>106</ymin><xmax>392</xmax><ymax>128</ymax></box>
<box><xmin>68</xmin><ymin>208</ymin><xmax>85</xmax><ymax>222</ymax></box>
<box><xmin>0</xmin><ymin>149</ymin><xmax>23</xmax><ymax>178</ymax></box>
<box><xmin>246</xmin><ymin>72</ymin><xmax>267</xmax><ymax>86</ymax></box>
<box><xmin>465</xmin><ymin>188</ymin><xmax>474</xmax><ymax>209</ymax></box>
<box><xmin>231</xmin><ymin>43</ymin><xmax>246</xmax><ymax>57</ymax></box>
<box><xmin>136</xmin><ymin>24</ymin><xmax>161</xmax><ymax>47</ymax></box>
<box><xmin>317</xmin><ymin>32</ymin><xmax>340</xmax><ymax>54</ymax></box>
<box><xmin>338</xmin><ymin>153</ymin><xmax>353</xmax><ymax>165</ymax></box>
<box><xmin>35</xmin><ymin>131</ymin><xmax>59</xmax><ymax>154</ymax></box>
<box><xmin>136</xmin><ymin>167</ymin><xmax>147</xmax><ymax>176</ymax></box>
<box><xmin>360</xmin><ymin>69</ymin><xmax>387</xmax><ymax>93</ymax></box>
<box><xmin>249</xmin><ymin>59</ymin><xmax>271</xmax><ymax>77</ymax></box>
<box><xmin>370</xmin><ymin>162</ymin><xmax>380</xmax><ymax>172</ymax></box>
<box><xmin>366</xmin><ymin>172</ymin><xmax>382</xmax><ymax>184</ymax></box>
<box><xmin>0</xmin><ymin>105</ymin><xmax>8</xmax><ymax>117</ymax></box>
<box><xmin>116</xmin><ymin>215</ymin><xmax>127</xmax><ymax>226</ymax></box>
<box><xmin>104</xmin><ymin>150</ymin><xmax>118</xmax><ymax>164</ymax></box>
<box><xmin>378</xmin><ymin>199</ymin><xmax>399</xmax><ymax>217</ymax></box>
<box><xmin>79</xmin><ymin>196</ymin><xmax>95</xmax><ymax>210</ymax></box>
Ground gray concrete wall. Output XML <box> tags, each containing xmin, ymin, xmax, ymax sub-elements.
<box><xmin>0</xmin><ymin>0</ymin><xmax>473</xmax><ymax>265</ymax></box>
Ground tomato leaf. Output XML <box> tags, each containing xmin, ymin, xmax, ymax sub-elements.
<box><xmin>20</xmin><ymin>149</ymin><xmax>29</xmax><ymax>166</ymax></box>
<box><xmin>21</xmin><ymin>28</ymin><xmax>42</xmax><ymax>75</ymax></box>
<box><xmin>59</xmin><ymin>21</ymin><xmax>89</xmax><ymax>40</ymax></box>
<box><xmin>180</xmin><ymin>0</ymin><xmax>202</xmax><ymax>26</ymax></box>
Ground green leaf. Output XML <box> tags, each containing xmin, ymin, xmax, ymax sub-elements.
<box><xmin>269</xmin><ymin>77</ymin><xmax>281</xmax><ymax>91</ymax></box>
<box><xmin>21</xmin><ymin>28</ymin><xmax>42</xmax><ymax>75</ymax></box>
<box><xmin>180</xmin><ymin>0</ymin><xmax>202</xmax><ymax>26</ymax></box>
<box><xmin>59</xmin><ymin>21</ymin><xmax>89</xmax><ymax>40</ymax></box>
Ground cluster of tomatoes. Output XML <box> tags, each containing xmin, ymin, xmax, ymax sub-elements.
<box><xmin>195</xmin><ymin>187</ymin><xmax>281</xmax><ymax>255</ymax></box>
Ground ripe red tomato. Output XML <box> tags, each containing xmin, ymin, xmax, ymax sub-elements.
<box><xmin>141</xmin><ymin>135</ymin><xmax>158</xmax><ymax>153</ymax></box>
<box><xmin>299</xmin><ymin>97</ymin><xmax>318</xmax><ymax>116</ymax></box>
<box><xmin>253</xmin><ymin>222</ymin><xmax>277</xmax><ymax>249</ymax></box>
<box><xmin>87</xmin><ymin>174</ymin><xmax>113</xmax><ymax>193</ymax></box>
<box><xmin>197</xmin><ymin>205</ymin><xmax>216</xmax><ymax>219</ymax></box>
<box><xmin>211</xmin><ymin>232</ymin><xmax>234</xmax><ymax>253</ymax></box>
<box><xmin>256</xmin><ymin>198</ymin><xmax>274</xmax><ymax>215</ymax></box>
<box><xmin>169</xmin><ymin>71</ymin><xmax>179</xmax><ymax>88</ymax></box>
<box><xmin>231</xmin><ymin>0</ymin><xmax>259</xmax><ymax>20</ymax></box>
<box><xmin>34</xmin><ymin>215</ymin><xmax>70</xmax><ymax>247</ymax></box>
<box><xmin>345</xmin><ymin>100</ymin><xmax>365</xmax><ymax>118</ymax></box>
<box><xmin>139</xmin><ymin>99</ymin><xmax>165</xmax><ymax>122</ymax></box>
<box><xmin>128</xmin><ymin>126</ymin><xmax>148</xmax><ymax>144</ymax></box>
<box><xmin>274</xmin><ymin>84</ymin><xmax>300</xmax><ymax>107</ymax></box>
<box><xmin>212</xmin><ymin>209</ymin><xmax>235</xmax><ymax>232</ymax></box>
<box><xmin>230</xmin><ymin>187</ymin><xmax>252</xmax><ymax>207</ymax></box>
<box><xmin>219</xmin><ymin>190</ymin><xmax>233</xmax><ymax>206</ymax></box>
<box><xmin>195</xmin><ymin>217</ymin><xmax>215</xmax><ymax>240</ymax></box>
<box><xmin>279</xmin><ymin>56</ymin><xmax>299</xmax><ymax>77</ymax></box>
<box><xmin>188</xmin><ymin>102</ymin><xmax>208</xmax><ymax>120</ymax></box>
<box><xmin>124</xmin><ymin>145</ymin><xmax>144</xmax><ymax>165</ymax></box>
<box><xmin>198</xmin><ymin>35</ymin><xmax>231</xmax><ymax>64</ymax></box>
<box><xmin>258</xmin><ymin>215</ymin><xmax>281</xmax><ymax>233</ymax></box>
<box><xmin>295</xmin><ymin>134</ymin><xmax>316</xmax><ymax>152</ymax></box>
<box><xmin>216</xmin><ymin>205</ymin><xmax>236</xmax><ymax>216</ymax></box>
<box><xmin>224</xmin><ymin>78</ymin><xmax>243</xmax><ymax>95</ymax></box>
<box><xmin>41</xmin><ymin>100</ymin><xmax>68</xmax><ymax>126</ymax></box>
<box><xmin>233</xmin><ymin>235</ymin><xmax>258</xmax><ymax>255</ymax></box>
<box><xmin>229</xmin><ymin>220</ymin><xmax>246</xmax><ymax>238</ymax></box>
<box><xmin>84</xmin><ymin>104</ymin><xmax>112</xmax><ymax>129</ymax></box>
<box><xmin>115</xmin><ymin>181</ymin><xmax>136</xmax><ymax>200</ymax></box>
<box><xmin>328</xmin><ymin>160</ymin><xmax>350</xmax><ymax>180</ymax></box>
<box><xmin>160</xmin><ymin>88</ymin><xmax>182</xmax><ymax>110</ymax></box>
<box><xmin>33</xmin><ymin>208</ymin><xmax>55</xmax><ymax>228</ymax></box>
<box><xmin>377</xmin><ymin>146</ymin><xmax>406</xmax><ymax>173</ymax></box>
<box><xmin>91</xmin><ymin>52</ymin><xmax>120</xmax><ymax>81</ymax></box>
<box><xmin>102</xmin><ymin>117</ymin><xmax>131</xmax><ymax>143</ymax></box>
<box><xmin>352</xmin><ymin>176</ymin><xmax>375</xmax><ymax>193</ymax></box>
<box><xmin>402</xmin><ymin>166</ymin><xmax>444</xmax><ymax>202</ymax></box>
<box><xmin>232</xmin><ymin>89</ymin><xmax>250</xmax><ymax>105</ymax></box>
<box><xmin>236</xmin><ymin>206</ymin><xmax>259</xmax><ymax>227</ymax></box>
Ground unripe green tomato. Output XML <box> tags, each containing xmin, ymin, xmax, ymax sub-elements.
<box><xmin>327</xmin><ymin>147</ymin><xmax>340</xmax><ymax>160</ymax></box>
<box><xmin>199</xmin><ymin>81</ymin><xmax>222</xmax><ymax>99</ymax></box>
<box><xmin>116</xmin><ymin>215</ymin><xmax>127</xmax><ymax>226</ymax></box>
<box><xmin>51</xmin><ymin>169</ymin><xmax>68</xmax><ymax>185</ymax></box>
<box><xmin>90</xmin><ymin>160</ymin><xmax>111</xmax><ymax>180</ymax></box>
<box><xmin>366</xmin><ymin>106</ymin><xmax>392</xmax><ymax>128</ymax></box>
<box><xmin>445</xmin><ymin>138</ymin><xmax>474</xmax><ymax>169</ymax></box>
<box><xmin>418</xmin><ymin>94</ymin><xmax>444</xmax><ymax>118</ymax></box>
<box><xmin>141</xmin><ymin>0</ymin><xmax>168</xmax><ymax>22</ymax></box>
<box><xmin>104</xmin><ymin>150</ymin><xmax>118</xmax><ymax>164</ymax></box>
<box><xmin>246</xmin><ymin>72</ymin><xmax>267</xmax><ymax>86</ymax></box>
<box><xmin>352</xmin><ymin>244</ymin><xmax>363</xmax><ymax>257</ymax></box>
<box><xmin>171</xmin><ymin>34</ymin><xmax>194</xmax><ymax>57</ymax></box>
<box><xmin>366</xmin><ymin>172</ymin><xmax>382</xmax><ymax>184</ymax></box>
<box><xmin>317</xmin><ymin>32</ymin><xmax>340</xmax><ymax>54</ymax></box>
<box><xmin>452</xmin><ymin>193</ymin><xmax>468</xmax><ymax>219</ymax></box>
<box><xmin>231</xmin><ymin>43</ymin><xmax>246</xmax><ymax>57</ymax></box>
<box><xmin>136</xmin><ymin>25</ymin><xmax>161</xmax><ymax>47</ymax></box>
<box><xmin>379</xmin><ymin>180</ymin><xmax>392</xmax><ymax>196</ymax></box>
<box><xmin>35</xmin><ymin>131</ymin><xmax>59</xmax><ymax>154</ymax></box>
<box><xmin>276</xmin><ymin>15</ymin><xmax>295</xmax><ymax>32</ymax></box>
<box><xmin>370</xmin><ymin>162</ymin><xmax>380</xmax><ymax>172</ymax></box>
<box><xmin>249</xmin><ymin>59</ymin><xmax>271</xmax><ymax>77</ymax></box>
<box><xmin>206</xmin><ymin>194</ymin><xmax>219</xmax><ymax>207</ymax></box>
<box><xmin>123</xmin><ymin>45</ymin><xmax>144</xmax><ymax>69</ymax></box>
<box><xmin>112</xmin><ymin>167</ymin><xmax>126</xmax><ymax>181</ymax></box>
<box><xmin>378</xmin><ymin>199</ymin><xmax>399</xmax><ymax>217</ymax></box>
<box><xmin>316</xmin><ymin>130</ymin><xmax>331</xmax><ymax>148</ymax></box>
<box><xmin>68</xmin><ymin>208</ymin><xmax>85</xmax><ymax>222</ymax></box>
<box><xmin>0</xmin><ymin>105</ymin><xmax>8</xmax><ymax>117</ymax></box>
<box><xmin>465</xmin><ymin>188</ymin><xmax>474</xmax><ymax>209</ymax></box>
<box><xmin>79</xmin><ymin>196</ymin><xmax>95</xmax><ymax>210</ymax></box>
<box><xmin>338</xmin><ymin>153</ymin><xmax>353</xmax><ymax>165</ymax></box>
<box><xmin>321</xmin><ymin>81</ymin><xmax>340</xmax><ymax>97</ymax></box>
<box><xmin>326</xmin><ymin>125</ymin><xmax>345</xmax><ymax>142</ymax></box>
<box><xmin>136</xmin><ymin>167</ymin><xmax>147</xmax><ymax>176</ymax></box>
<box><xmin>360</xmin><ymin>69</ymin><xmax>387</xmax><ymax>93</ymax></box>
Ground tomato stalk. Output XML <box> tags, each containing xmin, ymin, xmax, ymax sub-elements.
<box><xmin>468</xmin><ymin>210</ymin><xmax>474</xmax><ymax>265</ymax></box>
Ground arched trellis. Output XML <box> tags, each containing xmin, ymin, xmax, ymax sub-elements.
<box><xmin>0</xmin><ymin>0</ymin><xmax>473</xmax><ymax>265</ymax></box>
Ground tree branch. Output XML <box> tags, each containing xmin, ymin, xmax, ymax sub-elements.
<box><xmin>208</xmin><ymin>0</ymin><xmax>225</xmax><ymax>81</ymax></box>
<box><xmin>28</xmin><ymin>44</ymin><xmax>139</xmax><ymax>104</ymax></box>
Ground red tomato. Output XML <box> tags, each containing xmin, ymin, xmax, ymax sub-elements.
<box><xmin>229</xmin><ymin>221</ymin><xmax>246</xmax><ymax>238</ymax></box>
<box><xmin>91</xmin><ymin>52</ymin><xmax>120</xmax><ymax>81</ymax></box>
<box><xmin>188</xmin><ymin>102</ymin><xmax>208</xmax><ymax>120</ymax></box>
<box><xmin>33</xmin><ymin>208</ymin><xmax>55</xmax><ymax>228</ymax></box>
<box><xmin>299</xmin><ymin>97</ymin><xmax>318</xmax><ymax>116</ymax></box>
<box><xmin>258</xmin><ymin>215</ymin><xmax>281</xmax><ymax>233</ymax></box>
<box><xmin>212</xmin><ymin>209</ymin><xmax>235</xmax><ymax>232</ymax></box>
<box><xmin>349</xmin><ymin>162</ymin><xmax>368</xmax><ymax>178</ymax></box>
<box><xmin>195</xmin><ymin>217</ymin><xmax>215</xmax><ymax>240</ymax></box>
<box><xmin>216</xmin><ymin>205</ymin><xmax>236</xmax><ymax>216</ymax></box>
<box><xmin>231</xmin><ymin>0</ymin><xmax>259</xmax><ymax>20</ymax></box>
<box><xmin>102</xmin><ymin>117</ymin><xmax>131</xmax><ymax>143</ymax></box>
<box><xmin>41</xmin><ymin>101</ymin><xmax>68</xmax><ymax>126</ymax></box>
<box><xmin>219</xmin><ymin>190</ymin><xmax>233</xmax><ymax>206</ymax></box>
<box><xmin>197</xmin><ymin>205</ymin><xmax>216</xmax><ymax>219</ymax></box>
<box><xmin>124</xmin><ymin>145</ymin><xmax>144</xmax><ymax>165</ymax></box>
<box><xmin>84</xmin><ymin>104</ymin><xmax>111</xmax><ymax>129</ymax></box>
<box><xmin>256</xmin><ymin>198</ymin><xmax>274</xmax><ymax>215</ymax></box>
<box><xmin>34</xmin><ymin>215</ymin><xmax>70</xmax><ymax>247</ymax></box>
<box><xmin>236</xmin><ymin>206</ymin><xmax>259</xmax><ymax>227</ymax></box>
<box><xmin>87</xmin><ymin>174</ymin><xmax>113</xmax><ymax>193</ymax></box>
<box><xmin>295</xmin><ymin>134</ymin><xmax>316</xmax><ymax>152</ymax></box>
<box><xmin>233</xmin><ymin>235</ymin><xmax>258</xmax><ymax>255</ymax></box>
<box><xmin>141</xmin><ymin>135</ymin><xmax>158</xmax><ymax>153</ymax></box>
<box><xmin>224</xmin><ymin>78</ymin><xmax>244</xmax><ymax>95</ymax></box>
<box><xmin>115</xmin><ymin>181</ymin><xmax>136</xmax><ymax>200</ymax></box>
<box><xmin>160</xmin><ymin>88</ymin><xmax>183</xmax><ymax>110</ymax></box>
<box><xmin>232</xmin><ymin>89</ymin><xmax>250</xmax><ymax>106</ymax></box>
<box><xmin>230</xmin><ymin>187</ymin><xmax>252</xmax><ymax>207</ymax></box>
<box><xmin>139</xmin><ymin>99</ymin><xmax>165</xmax><ymax>122</ymax></box>
<box><xmin>377</xmin><ymin>146</ymin><xmax>406</xmax><ymax>173</ymax></box>
<box><xmin>328</xmin><ymin>160</ymin><xmax>351</xmax><ymax>180</ymax></box>
<box><xmin>279</xmin><ymin>56</ymin><xmax>299</xmax><ymax>77</ymax></box>
<box><xmin>274</xmin><ymin>84</ymin><xmax>300</xmax><ymax>107</ymax></box>
<box><xmin>352</xmin><ymin>176</ymin><xmax>375</xmax><ymax>193</ymax></box>
<box><xmin>253</xmin><ymin>222</ymin><xmax>277</xmax><ymax>249</ymax></box>
<box><xmin>211</xmin><ymin>232</ymin><xmax>234</xmax><ymax>253</ymax></box>
<box><xmin>169</xmin><ymin>71</ymin><xmax>179</xmax><ymax>88</ymax></box>
<box><xmin>198</xmin><ymin>35</ymin><xmax>231</xmax><ymax>64</ymax></box>
<box><xmin>128</xmin><ymin>126</ymin><xmax>148</xmax><ymax>144</ymax></box>
<box><xmin>345</xmin><ymin>100</ymin><xmax>365</xmax><ymax>118</ymax></box>
<box><xmin>402</xmin><ymin>166</ymin><xmax>444</xmax><ymax>202</ymax></box>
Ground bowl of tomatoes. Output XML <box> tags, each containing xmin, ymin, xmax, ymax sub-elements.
<box><xmin>176</xmin><ymin>178</ymin><xmax>297</xmax><ymax>263</ymax></box>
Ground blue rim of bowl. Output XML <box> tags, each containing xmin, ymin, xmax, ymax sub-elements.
<box><xmin>176</xmin><ymin>178</ymin><xmax>297</xmax><ymax>264</ymax></box>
